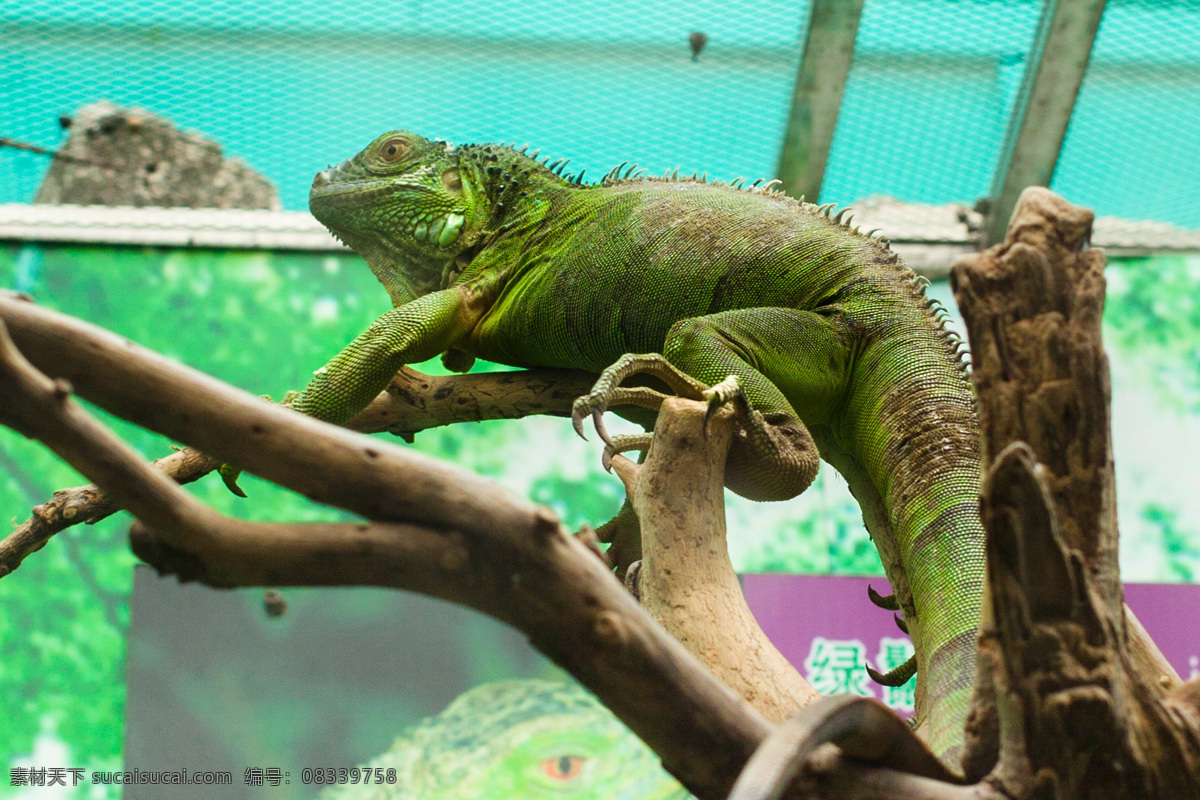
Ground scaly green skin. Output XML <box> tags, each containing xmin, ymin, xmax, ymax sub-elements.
<box><xmin>299</xmin><ymin>130</ymin><xmax>984</xmax><ymax>769</ymax></box>
<box><xmin>322</xmin><ymin>680</ymin><xmax>693</xmax><ymax>800</ymax></box>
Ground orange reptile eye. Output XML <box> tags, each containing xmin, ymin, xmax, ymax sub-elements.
<box><xmin>380</xmin><ymin>138</ymin><xmax>411</xmax><ymax>163</ymax></box>
<box><xmin>540</xmin><ymin>755</ymin><xmax>585</xmax><ymax>782</ymax></box>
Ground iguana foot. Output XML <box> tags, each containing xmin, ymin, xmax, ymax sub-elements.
<box><xmin>595</xmin><ymin>500</ymin><xmax>642</xmax><ymax>578</ymax></box>
<box><xmin>577</xmin><ymin>353</ymin><xmax>820</xmax><ymax>502</ymax></box>
<box><xmin>571</xmin><ymin>353</ymin><xmax>707</xmax><ymax>444</ymax></box>
<box><xmin>701</xmin><ymin>374</ymin><xmax>754</xmax><ymax>437</ymax></box>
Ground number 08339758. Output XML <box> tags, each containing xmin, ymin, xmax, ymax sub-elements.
<box><xmin>301</xmin><ymin>767</ymin><xmax>397</xmax><ymax>785</ymax></box>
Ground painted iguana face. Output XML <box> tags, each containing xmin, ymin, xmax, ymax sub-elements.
<box><xmin>322</xmin><ymin>680</ymin><xmax>694</xmax><ymax>800</ymax></box>
<box><xmin>309</xmin><ymin>130</ymin><xmax>478</xmax><ymax>305</ymax></box>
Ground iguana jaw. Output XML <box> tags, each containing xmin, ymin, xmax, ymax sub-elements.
<box><xmin>311</xmin><ymin>170</ymin><xmax>467</xmax><ymax>249</ymax></box>
<box><xmin>309</xmin><ymin>131</ymin><xmax>480</xmax><ymax>305</ymax></box>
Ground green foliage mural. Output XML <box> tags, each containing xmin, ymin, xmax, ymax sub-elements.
<box><xmin>1103</xmin><ymin>255</ymin><xmax>1200</xmax><ymax>583</ymax></box>
<box><xmin>1105</xmin><ymin>255</ymin><xmax>1200</xmax><ymax>414</ymax></box>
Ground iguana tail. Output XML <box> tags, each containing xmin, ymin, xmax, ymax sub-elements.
<box><xmin>828</xmin><ymin>282</ymin><xmax>984</xmax><ymax>771</ymax></box>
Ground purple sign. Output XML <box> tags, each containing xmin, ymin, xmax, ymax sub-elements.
<box><xmin>1124</xmin><ymin>582</ymin><xmax>1200</xmax><ymax>681</ymax></box>
<box><xmin>744</xmin><ymin>574</ymin><xmax>1200</xmax><ymax>714</ymax></box>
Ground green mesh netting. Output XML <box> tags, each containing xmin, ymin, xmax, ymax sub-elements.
<box><xmin>2</xmin><ymin>0</ymin><xmax>1199</xmax><ymax>227</ymax></box>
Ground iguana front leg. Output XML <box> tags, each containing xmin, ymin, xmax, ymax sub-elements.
<box><xmin>289</xmin><ymin>287</ymin><xmax>483</xmax><ymax>426</ymax></box>
<box><xmin>217</xmin><ymin>287</ymin><xmax>483</xmax><ymax>494</ymax></box>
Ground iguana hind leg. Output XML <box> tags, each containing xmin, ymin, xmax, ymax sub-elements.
<box><xmin>660</xmin><ymin>307</ymin><xmax>854</xmax><ymax>500</ymax></box>
<box><xmin>576</xmin><ymin>307</ymin><xmax>852</xmax><ymax>503</ymax></box>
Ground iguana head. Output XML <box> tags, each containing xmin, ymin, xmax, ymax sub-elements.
<box><xmin>310</xmin><ymin>130</ymin><xmax>483</xmax><ymax>306</ymax></box>
<box><xmin>322</xmin><ymin>679</ymin><xmax>694</xmax><ymax>800</ymax></box>
<box><xmin>311</xmin><ymin>131</ymin><xmax>576</xmax><ymax>307</ymax></box>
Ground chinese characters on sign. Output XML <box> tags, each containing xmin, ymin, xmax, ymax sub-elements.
<box><xmin>747</xmin><ymin>574</ymin><xmax>1200</xmax><ymax>720</ymax></box>
<box><xmin>9</xmin><ymin>768</ymin><xmax>86</xmax><ymax>787</ymax></box>
<box><xmin>803</xmin><ymin>636</ymin><xmax>915</xmax><ymax>712</ymax></box>
<box><xmin>9</xmin><ymin>768</ymin><xmax>233</xmax><ymax>787</ymax></box>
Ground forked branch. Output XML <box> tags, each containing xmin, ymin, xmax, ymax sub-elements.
<box><xmin>0</xmin><ymin>308</ymin><xmax>765</xmax><ymax>800</ymax></box>
<box><xmin>0</xmin><ymin>296</ymin><xmax>982</xmax><ymax>800</ymax></box>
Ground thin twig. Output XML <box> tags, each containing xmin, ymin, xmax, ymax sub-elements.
<box><xmin>0</xmin><ymin>136</ymin><xmax>118</xmax><ymax>169</ymax></box>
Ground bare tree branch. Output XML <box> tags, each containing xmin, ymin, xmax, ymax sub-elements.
<box><xmin>0</xmin><ymin>445</ymin><xmax>218</xmax><ymax>578</ymax></box>
<box><xmin>728</xmin><ymin>696</ymin><xmax>961</xmax><ymax>800</ymax></box>
<box><xmin>352</xmin><ymin>365</ymin><xmax>597</xmax><ymax>436</ymax></box>
<box><xmin>0</xmin><ymin>286</ymin><xmax>595</xmax><ymax>577</ymax></box>
<box><xmin>0</xmin><ymin>310</ymin><xmax>770</xmax><ymax>800</ymax></box>
<box><xmin>0</xmin><ymin>297</ymin><xmax>982</xmax><ymax>800</ymax></box>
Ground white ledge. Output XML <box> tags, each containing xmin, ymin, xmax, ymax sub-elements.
<box><xmin>1</xmin><ymin>202</ymin><xmax>1196</xmax><ymax>278</ymax></box>
<box><xmin>0</xmin><ymin>204</ymin><xmax>348</xmax><ymax>252</ymax></box>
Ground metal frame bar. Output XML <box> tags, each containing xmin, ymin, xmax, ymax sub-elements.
<box><xmin>984</xmin><ymin>0</ymin><xmax>1107</xmax><ymax>245</ymax></box>
<box><xmin>775</xmin><ymin>0</ymin><xmax>865</xmax><ymax>201</ymax></box>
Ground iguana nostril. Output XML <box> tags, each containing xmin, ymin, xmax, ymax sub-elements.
<box><xmin>312</xmin><ymin>170</ymin><xmax>330</xmax><ymax>188</ymax></box>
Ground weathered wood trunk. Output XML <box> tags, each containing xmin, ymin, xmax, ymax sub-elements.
<box><xmin>952</xmin><ymin>187</ymin><xmax>1200</xmax><ymax>799</ymax></box>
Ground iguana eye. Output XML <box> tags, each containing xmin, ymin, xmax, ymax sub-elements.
<box><xmin>539</xmin><ymin>755</ymin><xmax>585</xmax><ymax>782</ymax></box>
<box><xmin>380</xmin><ymin>138</ymin><xmax>411</xmax><ymax>163</ymax></box>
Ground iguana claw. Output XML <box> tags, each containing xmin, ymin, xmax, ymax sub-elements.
<box><xmin>624</xmin><ymin>559</ymin><xmax>642</xmax><ymax>600</ymax></box>
<box><xmin>571</xmin><ymin>403</ymin><xmax>589</xmax><ymax>441</ymax></box>
<box><xmin>591</xmin><ymin>408</ymin><xmax>611</xmax><ymax>446</ymax></box>
<box><xmin>866</xmin><ymin>654</ymin><xmax>917</xmax><ymax>687</ymax></box>
<box><xmin>571</xmin><ymin>400</ymin><xmax>611</xmax><ymax>445</ymax></box>
<box><xmin>867</xmin><ymin>584</ymin><xmax>900</xmax><ymax>610</ymax></box>
<box><xmin>219</xmin><ymin>463</ymin><xmax>248</xmax><ymax>498</ymax></box>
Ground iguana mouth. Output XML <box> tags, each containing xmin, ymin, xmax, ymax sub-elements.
<box><xmin>310</xmin><ymin>177</ymin><xmax>464</xmax><ymax>249</ymax></box>
<box><xmin>309</xmin><ymin>177</ymin><xmax>407</xmax><ymax>206</ymax></box>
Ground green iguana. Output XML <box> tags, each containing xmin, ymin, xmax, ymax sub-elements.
<box><xmin>294</xmin><ymin>130</ymin><xmax>984</xmax><ymax>767</ymax></box>
<box><xmin>322</xmin><ymin>680</ymin><xmax>693</xmax><ymax>800</ymax></box>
